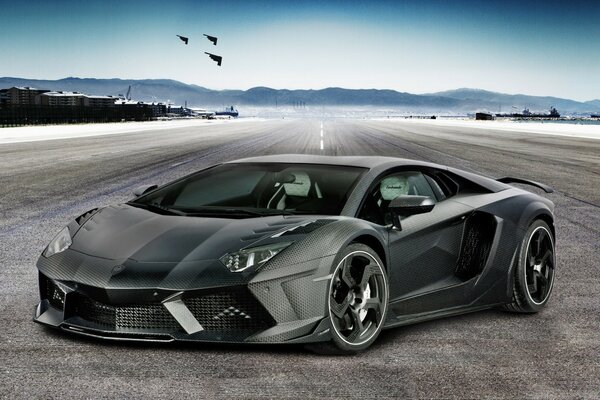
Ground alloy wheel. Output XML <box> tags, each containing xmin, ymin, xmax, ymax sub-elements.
<box><xmin>525</xmin><ymin>226</ymin><xmax>555</xmax><ymax>305</ymax></box>
<box><xmin>329</xmin><ymin>251</ymin><xmax>387</xmax><ymax>346</ymax></box>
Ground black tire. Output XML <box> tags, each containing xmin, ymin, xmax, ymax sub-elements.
<box><xmin>504</xmin><ymin>219</ymin><xmax>555</xmax><ymax>313</ymax></box>
<box><xmin>307</xmin><ymin>243</ymin><xmax>389</xmax><ymax>355</ymax></box>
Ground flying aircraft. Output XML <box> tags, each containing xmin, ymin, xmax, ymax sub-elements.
<box><xmin>204</xmin><ymin>34</ymin><xmax>218</xmax><ymax>45</ymax></box>
<box><xmin>176</xmin><ymin>35</ymin><xmax>189</xmax><ymax>45</ymax></box>
<box><xmin>205</xmin><ymin>52</ymin><xmax>222</xmax><ymax>66</ymax></box>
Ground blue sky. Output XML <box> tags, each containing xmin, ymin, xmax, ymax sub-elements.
<box><xmin>1</xmin><ymin>0</ymin><xmax>599</xmax><ymax>100</ymax></box>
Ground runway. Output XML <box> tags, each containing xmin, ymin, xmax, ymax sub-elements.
<box><xmin>1</xmin><ymin>118</ymin><xmax>598</xmax><ymax>398</ymax></box>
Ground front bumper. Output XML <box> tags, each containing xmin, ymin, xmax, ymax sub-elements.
<box><xmin>34</xmin><ymin>251</ymin><xmax>336</xmax><ymax>344</ymax></box>
<box><xmin>35</xmin><ymin>274</ymin><xmax>280</xmax><ymax>342</ymax></box>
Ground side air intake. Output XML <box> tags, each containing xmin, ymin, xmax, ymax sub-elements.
<box><xmin>455</xmin><ymin>212</ymin><xmax>497</xmax><ymax>281</ymax></box>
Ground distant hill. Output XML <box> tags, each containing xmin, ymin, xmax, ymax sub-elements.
<box><xmin>237</xmin><ymin>86</ymin><xmax>460</xmax><ymax>108</ymax></box>
<box><xmin>0</xmin><ymin>77</ymin><xmax>458</xmax><ymax>110</ymax></box>
<box><xmin>0</xmin><ymin>77</ymin><xmax>597</xmax><ymax>114</ymax></box>
<box><xmin>584</xmin><ymin>99</ymin><xmax>600</xmax><ymax>109</ymax></box>
<box><xmin>430</xmin><ymin>88</ymin><xmax>594</xmax><ymax>114</ymax></box>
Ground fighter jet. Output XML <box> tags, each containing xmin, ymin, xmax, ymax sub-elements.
<box><xmin>204</xmin><ymin>34</ymin><xmax>218</xmax><ymax>46</ymax></box>
<box><xmin>176</xmin><ymin>35</ymin><xmax>189</xmax><ymax>45</ymax></box>
<box><xmin>205</xmin><ymin>52</ymin><xmax>222</xmax><ymax>66</ymax></box>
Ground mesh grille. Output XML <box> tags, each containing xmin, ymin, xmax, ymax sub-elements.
<box><xmin>71</xmin><ymin>289</ymin><xmax>274</xmax><ymax>334</ymax></box>
<box><xmin>75</xmin><ymin>297</ymin><xmax>178</xmax><ymax>330</ymax></box>
<box><xmin>116</xmin><ymin>304</ymin><xmax>179</xmax><ymax>330</ymax></box>
<box><xmin>184</xmin><ymin>289</ymin><xmax>275</xmax><ymax>332</ymax></box>
<box><xmin>44</xmin><ymin>277</ymin><xmax>65</xmax><ymax>311</ymax></box>
<box><xmin>77</xmin><ymin>297</ymin><xmax>116</xmax><ymax>326</ymax></box>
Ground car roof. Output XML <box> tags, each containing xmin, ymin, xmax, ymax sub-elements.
<box><xmin>226</xmin><ymin>154</ymin><xmax>427</xmax><ymax>169</ymax></box>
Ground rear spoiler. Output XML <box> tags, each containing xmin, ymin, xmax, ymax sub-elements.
<box><xmin>496</xmin><ymin>177</ymin><xmax>554</xmax><ymax>193</ymax></box>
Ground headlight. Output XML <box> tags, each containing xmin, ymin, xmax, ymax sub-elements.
<box><xmin>220</xmin><ymin>242</ymin><xmax>292</xmax><ymax>272</ymax></box>
<box><xmin>43</xmin><ymin>227</ymin><xmax>72</xmax><ymax>258</ymax></box>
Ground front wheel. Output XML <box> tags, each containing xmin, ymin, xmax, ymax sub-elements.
<box><xmin>308</xmin><ymin>243</ymin><xmax>389</xmax><ymax>355</ymax></box>
<box><xmin>504</xmin><ymin>219</ymin><xmax>555</xmax><ymax>313</ymax></box>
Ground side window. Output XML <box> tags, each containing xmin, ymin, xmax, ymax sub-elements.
<box><xmin>425</xmin><ymin>174</ymin><xmax>447</xmax><ymax>201</ymax></box>
<box><xmin>358</xmin><ymin>171</ymin><xmax>438</xmax><ymax>225</ymax></box>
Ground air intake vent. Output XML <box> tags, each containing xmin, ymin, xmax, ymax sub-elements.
<box><xmin>116</xmin><ymin>304</ymin><xmax>179</xmax><ymax>330</ymax></box>
<box><xmin>75</xmin><ymin>208</ymin><xmax>98</xmax><ymax>226</ymax></box>
<box><xmin>77</xmin><ymin>296</ymin><xmax>116</xmax><ymax>327</ymax></box>
<box><xmin>184</xmin><ymin>289</ymin><xmax>275</xmax><ymax>333</ymax></box>
<box><xmin>70</xmin><ymin>288</ymin><xmax>275</xmax><ymax>335</ymax></box>
<box><xmin>278</xmin><ymin>219</ymin><xmax>333</xmax><ymax>236</ymax></box>
<box><xmin>42</xmin><ymin>275</ymin><xmax>65</xmax><ymax>311</ymax></box>
<box><xmin>455</xmin><ymin>212</ymin><xmax>497</xmax><ymax>281</ymax></box>
<box><xmin>74</xmin><ymin>296</ymin><xmax>179</xmax><ymax>331</ymax></box>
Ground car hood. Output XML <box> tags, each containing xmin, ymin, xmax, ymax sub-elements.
<box><xmin>70</xmin><ymin>204</ymin><xmax>320</xmax><ymax>263</ymax></box>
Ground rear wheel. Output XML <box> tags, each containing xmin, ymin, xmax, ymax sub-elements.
<box><xmin>504</xmin><ymin>220</ymin><xmax>555</xmax><ymax>313</ymax></box>
<box><xmin>308</xmin><ymin>243</ymin><xmax>388</xmax><ymax>355</ymax></box>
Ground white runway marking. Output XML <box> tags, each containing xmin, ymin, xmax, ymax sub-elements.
<box><xmin>320</xmin><ymin>139</ymin><xmax>324</xmax><ymax>150</ymax></box>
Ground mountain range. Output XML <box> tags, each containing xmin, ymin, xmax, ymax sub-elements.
<box><xmin>1</xmin><ymin>77</ymin><xmax>598</xmax><ymax>114</ymax></box>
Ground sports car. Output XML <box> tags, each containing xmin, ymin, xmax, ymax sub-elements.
<box><xmin>34</xmin><ymin>155</ymin><xmax>556</xmax><ymax>353</ymax></box>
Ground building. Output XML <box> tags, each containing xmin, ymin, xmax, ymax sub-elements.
<box><xmin>147</xmin><ymin>102</ymin><xmax>167</xmax><ymax>117</ymax></box>
<box><xmin>0</xmin><ymin>89</ymin><xmax>8</xmax><ymax>106</ymax></box>
<box><xmin>38</xmin><ymin>91</ymin><xmax>85</xmax><ymax>106</ymax></box>
<box><xmin>167</xmin><ymin>106</ymin><xmax>193</xmax><ymax>116</ymax></box>
<box><xmin>0</xmin><ymin>85</ymin><xmax>169</xmax><ymax>124</ymax></box>
<box><xmin>190</xmin><ymin>108</ymin><xmax>215</xmax><ymax>118</ymax></box>
<box><xmin>115</xmin><ymin>100</ymin><xmax>167</xmax><ymax>117</ymax></box>
<box><xmin>1</xmin><ymin>87</ymin><xmax>50</xmax><ymax>105</ymax></box>
<box><xmin>83</xmin><ymin>95</ymin><xmax>116</xmax><ymax>107</ymax></box>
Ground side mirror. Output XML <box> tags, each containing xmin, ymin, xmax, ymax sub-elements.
<box><xmin>389</xmin><ymin>195</ymin><xmax>435</xmax><ymax>230</ymax></box>
<box><xmin>132</xmin><ymin>184</ymin><xmax>158</xmax><ymax>198</ymax></box>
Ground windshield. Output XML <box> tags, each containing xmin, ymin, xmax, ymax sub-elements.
<box><xmin>130</xmin><ymin>163</ymin><xmax>367</xmax><ymax>217</ymax></box>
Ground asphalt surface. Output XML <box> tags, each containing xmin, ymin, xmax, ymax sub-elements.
<box><xmin>1</xmin><ymin>119</ymin><xmax>598</xmax><ymax>399</ymax></box>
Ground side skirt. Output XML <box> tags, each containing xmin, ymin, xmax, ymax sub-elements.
<box><xmin>382</xmin><ymin>302</ymin><xmax>506</xmax><ymax>330</ymax></box>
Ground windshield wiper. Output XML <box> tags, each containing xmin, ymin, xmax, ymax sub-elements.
<box><xmin>180</xmin><ymin>207</ymin><xmax>297</xmax><ymax>217</ymax></box>
<box><xmin>206</xmin><ymin>208</ymin><xmax>266</xmax><ymax>217</ymax></box>
<box><xmin>253</xmin><ymin>209</ymin><xmax>298</xmax><ymax>216</ymax></box>
<box><xmin>128</xmin><ymin>202</ymin><xmax>186</xmax><ymax>216</ymax></box>
<box><xmin>131</xmin><ymin>203</ymin><xmax>303</xmax><ymax>218</ymax></box>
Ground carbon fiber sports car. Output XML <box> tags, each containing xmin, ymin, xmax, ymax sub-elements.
<box><xmin>34</xmin><ymin>155</ymin><xmax>556</xmax><ymax>353</ymax></box>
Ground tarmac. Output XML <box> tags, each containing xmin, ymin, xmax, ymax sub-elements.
<box><xmin>0</xmin><ymin>118</ymin><xmax>598</xmax><ymax>399</ymax></box>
